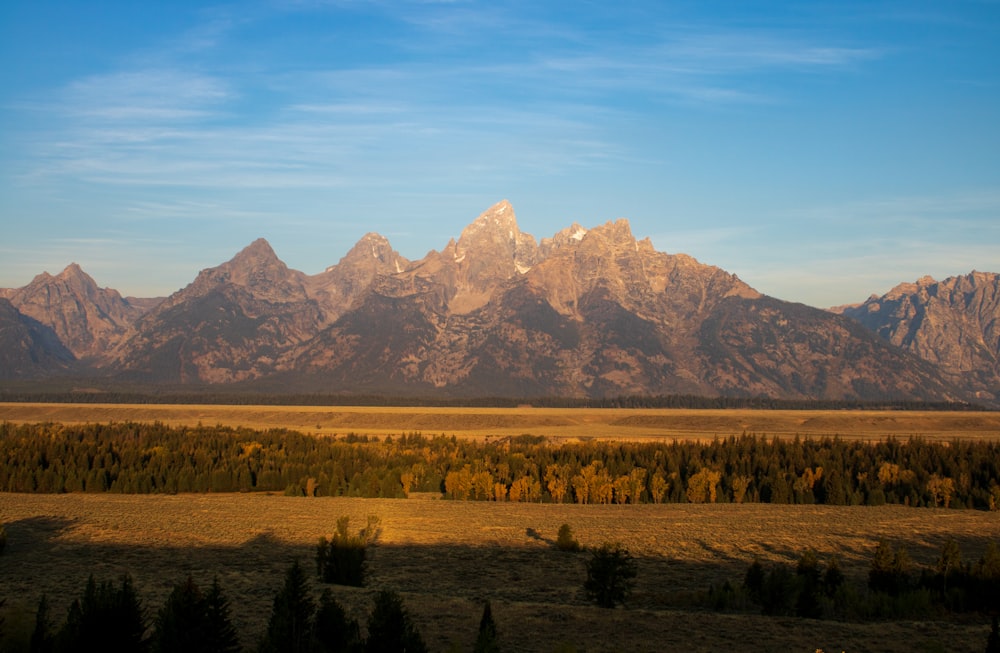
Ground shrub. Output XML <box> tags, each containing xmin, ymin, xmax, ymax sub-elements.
<box><xmin>760</xmin><ymin>565</ymin><xmax>795</xmax><ymax>616</ymax></box>
<box><xmin>743</xmin><ymin>558</ymin><xmax>765</xmax><ymax>602</ymax></box>
<box><xmin>584</xmin><ymin>543</ymin><xmax>637</xmax><ymax>608</ymax></box>
<box><xmin>316</xmin><ymin>516</ymin><xmax>379</xmax><ymax>586</ymax></box>
<box><xmin>869</xmin><ymin>539</ymin><xmax>911</xmax><ymax>596</ymax></box>
<box><xmin>555</xmin><ymin>524</ymin><xmax>581</xmax><ymax>552</ymax></box>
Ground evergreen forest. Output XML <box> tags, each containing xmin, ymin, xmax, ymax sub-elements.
<box><xmin>2</xmin><ymin>421</ymin><xmax>998</xmax><ymax>510</ymax></box>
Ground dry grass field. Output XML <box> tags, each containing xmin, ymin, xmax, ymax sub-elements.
<box><xmin>3</xmin><ymin>402</ymin><xmax>1000</xmax><ymax>441</ymax></box>
<box><xmin>2</xmin><ymin>493</ymin><xmax>999</xmax><ymax>652</ymax></box>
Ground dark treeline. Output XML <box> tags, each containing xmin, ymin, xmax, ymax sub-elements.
<box><xmin>0</xmin><ymin>389</ymin><xmax>987</xmax><ymax>410</ymax></box>
<box><xmin>2</xmin><ymin>421</ymin><xmax>999</xmax><ymax>510</ymax></box>
<box><xmin>713</xmin><ymin>538</ymin><xmax>1000</xmax><ymax>622</ymax></box>
<box><xmin>14</xmin><ymin>563</ymin><xmax>432</xmax><ymax>653</ymax></box>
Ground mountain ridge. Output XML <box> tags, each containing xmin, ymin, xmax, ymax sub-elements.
<box><xmin>0</xmin><ymin>201</ymin><xmax>994</xmax><ymax>404</ymax></box>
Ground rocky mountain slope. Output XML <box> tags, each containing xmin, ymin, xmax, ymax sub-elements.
<box><xmin>0</xmin><ymin>200</ymin><xmax>990</xmax><ymax>403</ymax></box>
<box><xmin>0</xmin><ymin>298</ymin><xmax>75</xmax><ymax>379</ymax></box>
<box><xmin>3</xmin><ymin>263</ymin><xmax>153</xmax><ymax>362</ymax></box>
<box><xmin>838</xmin><ymin>272</ymin><xmax>1000</xmax><ymax>403</ymax></box>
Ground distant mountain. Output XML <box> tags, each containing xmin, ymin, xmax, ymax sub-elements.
<box><xmin>0</xmin><ymin>200</ymin><xmax>989</xmax><ymax>404</ymax></box>
<box><xmin>4</xmin><ymin>263</ymin><xmax>153</xmax><ymax>362</ymax></box>
<box><xmin>0</xmin><ymin>298</ymin><xmax>75</xmax><ymax>379</ymax></box>
<box><xmin>838</xmin><ymin>272</ymin><xmax>1000</xmax><ymax>403</ymax></box>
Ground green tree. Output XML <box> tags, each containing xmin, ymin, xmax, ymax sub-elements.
<box><xmin>555</xmin><ymin>524</ymin><xmax>581</xmax><ymax>553</ymax></box>
<box><xmin>822</xmin><ymin>555</ymin><xmax>845</xmax><ymax>598</ymax></box>
<box><xmin>317</xmin><ymin>516</ymin><xmax>375</xmax><ymax>587</ymax></box>
<box><xmin>794</xmin><ymin>550</ymin><xmax>822</xmax><ymax>618</ymax></box>
<box><xmin>363</xmin><ymin>590</ymin><xmax>427</xmax><ymax>653</ymax></box>
<box><xmin>583</xmin><ymin>543</ymin><xmax>638</xmax><ymax>608</ymax></box>
<box><xmin>743</xmin><ymin>558</ymin><xmax>765</xmax><ymax>603</ymax></box>
<box><xmin>153</xmin><ymin>576</ymin><xmax>239</xmax><ymax>653</ymax></box>
<box><xmin>57</xmin><ymin>574</ymin><xmax>148</xmax><ymax>653</ymax></box>
<box><xmin>30</xmin><ymin>594</ymin><xmax>54</xmax><ymax>653</ymax></box>
<box><xmin>935</xmin><ymin>538</ymin><xmax>962</xmax><ymax>594</ymax></box>
<box><xmin>312</xmin><ymin>589</ymin><xmax>360</xmax><ymax>653</ymax></box>
<box><xmin>473</xmin><ymin>601</ymin><xmax>500</xmax><ymax>653</ymax></box>
<box><xmin>868</xmin><ymin>539</ymin><xmax>910</xmax><ymax>596</ymax></box>
<box><xmin>760</xmin><ymin>565</ymin><xmax>795</xmax><ymax>616</ymax></box>
<box><xmin>153</xmin><ymin>577</ymin><xmax>205</xmax><ymax>653</ymax></box>
<box><xmin>203</xmin><ymin>577</ymin><xmax>241</xmax><ymax>653</ymax></box>
<box><xmin>987</xmin><ymin>616</ymin><xmax>1000</xmax><ymax>653</ymax></box>
<box><xmin>260</xmin><ymin>561</ymin><xmax>315</xmax><ymax>653</ymax></box>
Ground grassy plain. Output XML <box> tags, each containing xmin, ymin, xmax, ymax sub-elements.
<box><xmin>2</xmin><ymin>494</ymin><xmax>999</xmax><ymax>652</ymax></box>
<box><xmin>3</xmin><ymin>402</ymin><xmax>1000</xmax><ymax>441</ymax></box>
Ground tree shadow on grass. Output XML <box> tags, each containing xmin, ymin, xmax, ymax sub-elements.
<box><xmin>0</xmin><ymin>519</ymin><xmax>996</xmax><ymax>653</ymax></box>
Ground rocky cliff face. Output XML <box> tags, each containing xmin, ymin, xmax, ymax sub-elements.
<box><xmin>107</xmin><ymin>239</ymin><xmax>326</xmax><ymax>383</ymax></box>
<box><xmin>4</xmin><ymin>264</ymin><xmax>151</xmax><ymax>362</ymax></box>
<box><xmin>0</xmin><ymin>298</ymin><xmax>75</xmax><ymax>379</ymax></box>
<box><xmin>0</xmin><ymin>201</ymin><xmax>990</xmax><ymax>403</ymax></box>
<box><xmin>839</xmin><ymin>272</ymin><xmax>1000</xmax><ymax>402</ymax></box>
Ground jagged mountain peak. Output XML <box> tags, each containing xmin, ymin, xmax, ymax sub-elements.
<box><xmin>456</xmin><ymin>199</ymin><xmax>530</xmax><ymax>254</ymax></box>
<box><xmin>334</xmin><ymin>232</ymin><xmax>406</xmax><ymax>272</ymax></box>
<box><xmin>228</xmin><ymin>237</ymin><xmax>281</xmax><ymax>268</ymax></box>
<box><xmin>205</xmin><ymin>238</ymin><xmax>291</xmax><ymax>284</ymax></box>
<box><xmin>841</xmin><ymin>270</ymin><xmax>1000</xmax><ymax>402</ymax></box>
<box><xmin>5</xmin><ymin>199</ymin><xmax>992</xmax><ymax>404</ymax></box>
<box><xmin>6</xmin><ymin>260</ymin><xmax>139</xmax><ymax>361</ymax></box>
<box><xmin>58</xmin><ymin>262</ymin><xmax>86</xmax><ymax>277</ymax></box>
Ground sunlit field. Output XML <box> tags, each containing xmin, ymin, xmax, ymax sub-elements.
<box><xmin>3</xmin><ymin>402</ymin><xmax>1000</xmax><ymax>441</ymax></box>
<box><xmin>2</xmin><ymin>493</ymin><xmax>998</xmax><ymax>652</ymax></box>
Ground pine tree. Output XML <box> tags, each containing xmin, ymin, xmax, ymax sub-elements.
<box><xmin>260</xmin><ymin>561</ymin><xmax>315</xmax><ymax>653</ymax></box>
<box><xmin>473</xmin><ymin>601</ymin><xmax>500</xmax><ymax>653</ymax></box>
<box><xmin>204</xmin><ymin>577</ymin><xmax>241</xmax><ymax>653</ymax></box>
<box><xmin>57</xmin><ymin>574</ymin><xmax>148</xmax><ymax>653</ymax></box>
<box><xmin>584</xmin><ymin>543</ymin><xmax>638</xmax><ymax>608</ymax></box>
<box><xmin>987</xmin><ymin>616</ymin><xmax>1000</xmax><ymax>653</ymax></box>
<box><xmin>312</xmin><ymin>589</ymin><xmax>359</xmax><ymax>653</ymax></box>
<box><xmin>153</xmin><ymin>576</ymin><xmax>206</xmax><ymax>653</ymax></box>
<box><xmin>30</xmin><ymin>594</ymin><xmax>54</xmax><ymax>653</ymax></box>
<box><xmin>364</xmin><ymin>590</ymin><xmax>427</xmax><ymax>653</ymax></box>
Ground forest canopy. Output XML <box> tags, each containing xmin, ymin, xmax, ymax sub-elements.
<box><xmin>1</xmin><ymin>421</ymin><xmax>998</xmax><ymax>510</ymax></box>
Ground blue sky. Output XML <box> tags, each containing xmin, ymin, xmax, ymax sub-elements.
<box><xmin>1</xmin><ymin>1</ymin><xmax>998</xmax><ymax>307</ymax></box>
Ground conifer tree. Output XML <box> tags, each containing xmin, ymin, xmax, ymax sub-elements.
<box><xmin>312</xmin><ymin>589</ymin><xmax>359</xmax><ymax>653</ymax></box>
<box><xmin>363</xmin><ymin>590</ymin><xmax>427</xmax><ymax>653</ymax></box>
<box><xmin>153</xmin><ymin>576</ymin><xmax>206</xmax><ymax>653</ymax></box>
<box><xmin>473</xmin><ymin>601</ymin><xmax>500</xmax><ymax>653</ymax></box>
<box><xmin>203</xmin><ymin>577</ymin><xmax>241</xmax><ymax>653</ymax></box>
<box><xmin>584</xmin><ymin>543</ymin><xmax>637</xmax><ymax>608</ymax></box>
<box><xmin>260</xmin><ymin>561</ymin><xmax>315</xmax><ymax>653</ymax></box>
<box><xmin>30</xmin><ymin>594</ymin><xmax>54</xmax><ymax>653</ymax></box>
<box><xmin>57</xmin><ymin>574</ymin><xmax>148</xmax><ymax>653</ymax></box>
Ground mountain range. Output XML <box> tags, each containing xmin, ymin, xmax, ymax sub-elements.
<box><xmin>2</xmin><ymin>200</ymin><xmax>997</xmax><ymax>404</ymax></box>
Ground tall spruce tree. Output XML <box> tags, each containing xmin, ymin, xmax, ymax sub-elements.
<box><xmin>153</xmin><ymin>577</ymin><xmax>206</xmax><ymax>653</ymax></box>
<box><xmin>260</xmin><ymin>561</ymin><xmax>315</xmax><ymax>653</ymax></box>
<box><xmin>30</xmin><ymin>595</ymin><xmax>54</xmax><ymax>653</ymax></box>
<box><xmin>203</xmin><ymin>577</ymin><xmax>241</xmax><ymax>653</ymax></box>
<box><xmin>312</xmin><ymin>589</ymin><xmax>360</xmax><ymax>653</ymax></box>
<box><xmin>363</xmin><ymin>590</ymin><xmax>426</xmax><ymax>653</ymax></box>
<box><xmin>57</xmin><ymin>574</ymin><xmax>148</xmax><ymax>653</ymax></box>
<box><xmin>473</xmin><ymin>601</ymin><xmax>500</xmax><ymax>653</ymax></box>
